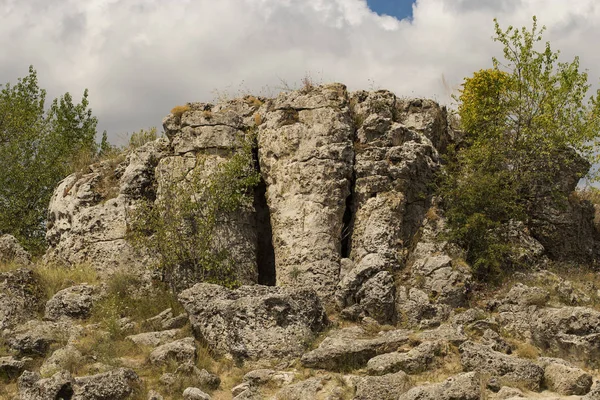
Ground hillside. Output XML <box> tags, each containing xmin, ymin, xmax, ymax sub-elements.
<box><xmin>2</xmin><ymin>83</ymin><xmax>600</xmax><ymax>400</ymax></box>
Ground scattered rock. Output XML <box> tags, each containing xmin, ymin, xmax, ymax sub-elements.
<box><xmin>540</xmin><ymin>358</ymin><xmax>592</xmax><ymax>395</ymax></box>
<box><xmin>179</xmin><ymin>283</ymin><xmax>327</xmax><ymax>361</ymax></box>
<box><xmin>354</xmin><ymin>371</ymin><xmax>412</xmax><ymax>400</ymax></box>
<box><xmin>459</xmin><ymin>341</ymin><xmax>544</xmax><ymax>391</ymax></box>
<box><xmin>73</xmin><ymin>368</ymin><xmax>140</xmax><ymax>400</ymax></box>
<box><xmin>0</xmin><ymin>268</ymin><xmax>43</xmax><ymax>330</ymax></box>
<box><xmin>44</xmin><ymin>284</ymin><xmax>96</xmax><ymax>321</ymax></box>
<box><xmin>148</xmin><ymin>337</ymin><xmax>196</xmax><ymax>366</ymax></box>
<box><xmin>396</xmin><ymin>286</ymin><xmax>452</xmax><ymax>329</ymax></box>
<box><xmin>274</xmin><ymin>377</ymin><xmax>324</xmax><ymax>400</ymax></box>
<box><xmin>7</xmin><ymin>320</ymin><xmax>70</xmax><ymax>356</ymax></box>
<box><xmin>126</xmin><ymin>329</ymin><xmax>181</xmax><ymax>347</ymax></box>
<box><xmin>0</xmin><ymin>234</ymin><xmax>32</xmax><ymax>266</ymax></box>
<box><xmin>243</xmin><ymin>368</ymin><xmax>295</xmax><ymax>387</ymax></box>
<box><xmin>301</xmin><ymin>326</ymin><xmax>410</xmax><ymax>371</ymax></box>
<box><xmin>18</xmin><ymin>370</ymin><xmax>73</xmax><ymax>400</ymax></box>
<box><xmin>148</xmin><ymin>390</ymin><xmax>164</xmax><ymax>400</ymax></box>
<box><xmin>0</xmin><ymin>356</ymin><xmax>30</xmax><ymax>381</ymax></box>
<box><xmin>366</xmin><ymin>341</ymin><xmax>441</xmax><ymax>375</ymax></box>
<box><xmin>176</xmin><ymin>361</ymin><xmax>221</xmax><ymax>390</ymax></box>
<box><xmin>39</xmin><ymin>345</ymin><xmax>82</xmax><ymax>376</ymax></box>
<box><xmin>183</xmin><ymin>387</ymin><xmax>211</xmax><ymax>400</ymax></box>
<box><xmin>399</xmin><ymin>371</ymin><xmax>482</xmax><ymax>400</ymax></box>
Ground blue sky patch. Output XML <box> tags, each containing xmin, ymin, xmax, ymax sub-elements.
<box><xmin>366</xmin><ymin>0</ymin><xmax>415</xmax><ymax>20</ymax></box>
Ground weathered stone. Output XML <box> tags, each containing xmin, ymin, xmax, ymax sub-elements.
<box><xmin>148</xmin><ymin>390</ymin><xmax>164</xmax><ymax>400</ymax></box>
<box><xmin>274</xmin><ymin>377</ymin><xmax>324</xmax><ymax>400</ymax></box>
<box><xmin>18</xmin><ymin>370</ymin><xmax>73</xmax><ymax>400</ymax></box>
<box><xmin>179</xmin><ymin>283</ymin><xmax>327</xmax><ymax>361</ymax></box>
<box><xmin>39</xmin><ymin>345</ymin><xmax>82</xmax><ymax>376</ymax></box>
<box><xmin>459</xmin><ymin>341</ymin><xmax>544</xmax><ymax>391</ymax></box>
<box><xmin>7</xmin><ymin>320</ymin><xmax>70</xmax><ymax>356</ymax></box>
<box><xmin>175</xmin><ymin>362</ymin><xmax>221</xmax><ymax>390</ymax></box>
<box><xmin>148</xmin><ymin>337</ymin><xmax>196</xmax><ymax>366</ymax></box>
<box><xmin>0</xmin><ymin>268</ymin><xmax>43</xmax><ymax>330</ymax></box>
<box><xmin>258</xmin><ymin>83</ymin><xmax>354</xmax><ymax>303</ymax></box>
<box><xmin>243</xmin><ymin>369</ymin><xmax>295</xmax><ymax>387</ymax></box>
<box><xmin>301</xmin><ymin>326</ymin><xmax>410</xmax><ymax>371</ymax></box>
<box><xmin>415</xmin><ymin>323</ymin><xmax>468</xmax><ymax>346</ymax></box>
<box><xmin>354</xmin><ymin>371</ymin><xmax>412</xmax><ymax>400</ymax></box>
<box><xmin>145</xmin><ymin>308</ymin><xmax>188</xmax><ymax>330</ymax></box>
<box><xmin>396</xmin><ymin>286</ymin><xmax>452</xmax><ymax>329</ymax></box>
<box><xmin>0</xmin><ymin>234</ymin><xmax>32</xmax><ymax>266</ymax></box>
<box><xmin>73</xmin><ymin>368</ymin><xmax>140</xmax><ymax>400</ymax></box>
<box><xmin>125</xmin><ymin>329</ymin><xmax>181</xmax><ymax>347</ymax></box>
<box><xmin>0</xmin><ymin>356</ymin><xmax>29</xmax><ymax>381</ymax></box>
<box><xmin>366</xmin><ymin>341</ymin><xmax>441</xmax><ymax>375</ymax></box>
<box><xmin>398</xmin><ymin>371</ymin><xmax>482</xmax><ymax>400</ymax></box>
<box><xmin>183</xmin><ymin>387</ymin><xmax>211</xmax><ymax>400</ymax></box>
<box><xmin>44</xmin><ymin>138</ymin><xmax>169</xmax><ymax>276</ymax></box>
<box><xmin>44</xmin><ymin>284</ymin><xmax>96</xmax><ymax>321</ymax></box>
<box><xmin>541</xmin><ymin>358</ymin><xmax>592</xmax><ymax>395</ymax></box>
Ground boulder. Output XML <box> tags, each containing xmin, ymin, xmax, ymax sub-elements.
<box><xmin>301</xmin><ymin>326</ymin><xmax>410</xmax><ymax>371</ymax></box>
<box><xmin>179</xmin><ymin>283</ymin><xmax>327</xmax><ymax>361</ymax></box>
<box><xmin>175</xmin><ymin>362</ymin><xmax>221</xmax><ymax>390</ymax></box>
<box><xmin>242</xmin><ymin>369</ymin><xmax>295</xmax><ymax>388</ymax></box>
<box><xmin>354</xmin><ymin>371</ymin><xmax>412</xmax><ymax>400</ymax></box>
<box><xmin>398</xmin><ymin>371</ymin><xmax>482</xmax><ymax>400</ymax></box>
<box><xmin>18</xmin><ymin>370</ymin><xmax>73</xmax><ymax>400</ymax></box>
<box><xmin>0</xmin><ymin>268</ymin><xmax>43</xmax><ymax>330</ymax></box>
<box><xmin>39</xmin><ymin>345</ymin><xmax>82</xmax><ymax>376</ymax></box>
<box><xmin>7</xmin><ymin>320</ymin><xmax>71</xmax><ymax>356</ymax></box>
<box><xmin>73</xmin><ymin>368</ymin><xmax>140</xmax><ymax>399</ymax></box>
<box><xmin>125</xmin><ymin>329</ymin><xmax>182</xmax><ymax>347</ymax></box>
<box><xmin>0</xmin><ymin>356</ymin><xmax>30</xmax><ymax>381</ymax></box>
<box><xmin>273</xmin><ymin>377</ymin><xmax>324</xmax><ymax>400</ymax></box>
<box><xmin>540</xmin><ymin>358</ymin><xmax>592</xmax><ymax>395</ymax></box>
<box><xmin>148</xmin><ymin>337</ymin><xmax>196</xmax><ymax>366</ymax></box>
<box><xmin>366</xmin><ymin>341</ymin><xmax>441</xmax><ymax>375</ymax></box>
<box><xmin>44</xmin><ymin>284</ymin><xmax>96</xmax><ymax>321</ymax></box>
<box><xmin>0</xmin><ymin>234</ymin><xmax>32</xmax><ymax>266</ymax></box>
<box><xmin>459</xmin><ymin>341</ymin><xmax>544</xmax><ymax>391</ymax></box>
<box><xmin>183</xmin><ymin>387</ymin><xmax>211</xmax><ymax>400</ymax></box>
<box><xmin>396</xmin><ymin>286</ymin><xmax>452</xmax><ymax>329</ymax></box>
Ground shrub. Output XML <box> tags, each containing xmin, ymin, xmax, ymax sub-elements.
<box><xmin>171</xmin><ymin>104</ymin><xmax>190</xmax><ymax>118</ymax></box>
<box><xmin>128</xmin><ymin>127</ymin><xmax>158</xmax><ymax>150</ymax></box>
<box><xmin>34</xmin><ymin>263</ymin><xmax>99</xmax><ymax>300</ymax></box>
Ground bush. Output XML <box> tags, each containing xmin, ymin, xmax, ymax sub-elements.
<box><xmin>440</xmin><ymin>17</ymin><xmax>600</xmax><ymax>281</ymax></box>
<box><xmin>128</xmin><ymin>127</ymin><xmax>158</xmax><ymax>150</ymax></box>
<box><xmin>128</xmin><ymin>129</ymin><xmax>260</xmax><ymax>290</ymax></box>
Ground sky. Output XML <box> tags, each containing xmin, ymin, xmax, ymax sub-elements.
<box><xmin>1</xmin><ymin>0</ymin><xmax>599</xmax><ymax>144</ymax></box>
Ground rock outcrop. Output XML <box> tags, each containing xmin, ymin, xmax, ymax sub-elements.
<box><xmin>178</xmin><ymin>283</ymin><xmax>327</xmax><ymax>361</ymax></box>
<box><xmin>0</xmin><ymin>234</ymin><xmax>32</xmax><ymax>266</ymax></box>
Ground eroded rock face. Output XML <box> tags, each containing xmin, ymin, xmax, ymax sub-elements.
<box><xmin>258</xmin><ymin>84</ymin><xmax>354</xmax><ymax>302</ymax></box>
<box><xmin>0</xmin><ymin>268</ymin><xmax>43</xmax><ymax>330</ymax></box>
<box><xmin>179</xmin><ymin>283</ymin><xmax>327</xmax><ymax>361</ymax></box>
<box><xmin>0</xmin><ymin>234</ymin><xmax>32</xmax><ymax>266</ymax></box>
<box><xmin>398</xmin><ymin>371</ymin><xmax>482</xmax><ymax>400</ymax></box>
<box><xmin>44</xmin><ymin>284</ymin><xmax>97</xmax><ymax>321</ymax></box>
<box><xmin>44</xmin><ymin>138</ymin><xmax>170</xmax><ymax>276</ymax></box>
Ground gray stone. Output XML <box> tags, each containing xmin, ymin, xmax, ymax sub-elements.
<box><xmin>148</xmin><ymin>390</ymin><xmax>164</xmax><ymax>400</ymax></box>
<box><xmin>18</xmin><ymin>370</ymin><xmax>73</xmax><ymax>400</ymax></box>
<box><xmin>125</xmin><ymin>329</ymin><xmax>181</xmax><ymax>347</ymax></box>
<box><xmin>148</xmin><ymin>337</ymin><xmax>196</xmax><ymax>366</ymax></box>
<box><xmin>366</xmin><ymin>341</ymin><xmax>441</xmax><ymax>375</ymax></box>
<box><xmin>73</xmin><ymin>368</ymin><xmax>140</xmax><ymax>400</ymax></box>
<box><xmin>354</xmin><ymin>371</ymin><xmax>412</xmax><ymax>400</ymax></box>
<box><xmin>7</xmin><ymin>320</ymin><xmax>70</xmax><ymax>356</ymax></box>
<box><xmin>274</xmin><ymin>377</ymin><xmax>324</xmax><ymax>400</ymax></box>
<box><xmin>398</xmin><ymin>371</ymin><xmax>482</xmax><ymax>400</ymax></box>
<box><xmin>179</xmin><ymin>283</ymin><xmax>327</xmax><ymax>361</ymax></box>
<box><xmin>396</xmin><ymin>286</ymin><xmax>452</xmax><ymax>329</ymax></box>
<box><xmin>459</xmin><ymin>341</ymin><xmax>544</xmax><ymax>391</ymax></box>
<box><xmin>0</xmin><ymin>356</ymin><xmax>29</xmax><ymax>381</ymax></box>
<box><xmin>0</xmin><ymin>234</ymin><xmax>32</xmax><ymax>266</ymax></box>
<box><xmin>44</xmin><ymin>284</ymin><xmax>96</xmax><ymax>321</ymax></box>
<box><xmin>0</xmin><ymin>268</ymin><xmax>43</xmax><ymax>331</ymax></box>
<box><xmin>301</xmin><ymin>326</ymin><xmax>410</xmax><ymax>371</ymax></box>
<box><xmin>175</xmin><ymin>362</ymin><xmax>221</xmax><ymax>390</ymax></box>
<box><xmin>541</xmin><ymin>359</ymin><xmax>592</xmax><ymax>395</ymax></box>
<box><xmin>183</xmin><ymin>387</ymin><xmax>211</xmax><ymax>400</ymax></box>
<box><xmin>39</xmin><ymin>345</ymin><xmax>82</xmax><ymax>376</ymax></box>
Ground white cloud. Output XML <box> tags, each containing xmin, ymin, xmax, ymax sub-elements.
<box><xmin>1</xmin><ymin>0</ymin><xmax>599</xmax><ymax>143</ymax></box>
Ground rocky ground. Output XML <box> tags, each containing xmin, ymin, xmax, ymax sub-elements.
<box><xmin>2</xmin><ymin>84</ymin><xmax>600</xmax><ymax>399</ymax></box>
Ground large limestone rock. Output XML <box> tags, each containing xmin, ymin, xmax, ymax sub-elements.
<box><xmin>44</xmin><ymin>284</ymin><xmax>97</xmax><ymax>321</ymax></box>
<box><xmin>0</xmin><ymin>268</ymin><xmax>43</xmax><ymax>330</ymax></box>
<box><xmin>0</xmin><ymin>234</ymin><xmax>32</xmax><ymax>266</ymax></box>
<box><xmin>398</xmin><ymin>371</ymin><xmax>482</xmax><ymax>400</ymax></box>
<box><xmin>44</xmin><ymin>138</ymin><xmax>170</xmax><ymax>276</ymax></box>
<box><xmin>258</xmin><ymin>84</ymin><xmax>354</xmax><ymax>302</ymax></box>
<box><xmin>179</xmin><ymin>283</ymin><xmax>327</xmax><ymax>361</ymax></box>
<box><xmin>73</xmin><ymin>368</ymin><xmax>140</xmax><ymax>399</ymax></box>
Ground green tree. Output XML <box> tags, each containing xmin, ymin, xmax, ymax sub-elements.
<box><xmin>0</xmin><ymin>66</ymin><xmax>99</xmax><ymax>253</ymax></box>
<box><xmin>441</xmin><ymin>17</ymin><xmax>600</xmax><ymax>280</ymax></box>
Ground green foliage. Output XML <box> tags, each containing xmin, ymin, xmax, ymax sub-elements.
<box><xmin>128</xmin><ymin>127</ymin><xmax>158</xmax><ymax>150</ymax></box>
<box><xmin>128</xmin><ymin>130</ymin><xmax>260</xmax><ymax>290</ymax></box>
<box><xmin>0</xmin><ymin>66</ymin><xmax>99</xmax><ymax>253</ymax></box>
<box><xmin>440</xmin><ymin>17</ymin><xmax>600</xmax><ymax>280</ymax></box>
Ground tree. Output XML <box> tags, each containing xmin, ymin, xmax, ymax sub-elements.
<box><xmin>0</xmin><ymin>66</ymin><xmax>99</xmax><ymax>254</ymax></box>
<box><xmin>441</xmin><ymin>17</ymin><xmax>600</xmax><ymax>280</ymax></box>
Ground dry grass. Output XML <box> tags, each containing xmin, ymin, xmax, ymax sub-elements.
<box><xmin>171</xmin><ymin>105</ymin><xmax>190</xmax><ymax>118</ymax></box>
<box><xmin>254</xmin><ymin>113</ymin><xmax>263</xmax><ymax>126</ymax></box>
<box><xmin>0</xmin><ymin>260</ymin><xmax>23</xmax><ymax>273</ymax></box>
<box><xmin>34</xmin><ymin>263</ymin><xmax>99</xmax><ymax>300</ymax></box>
